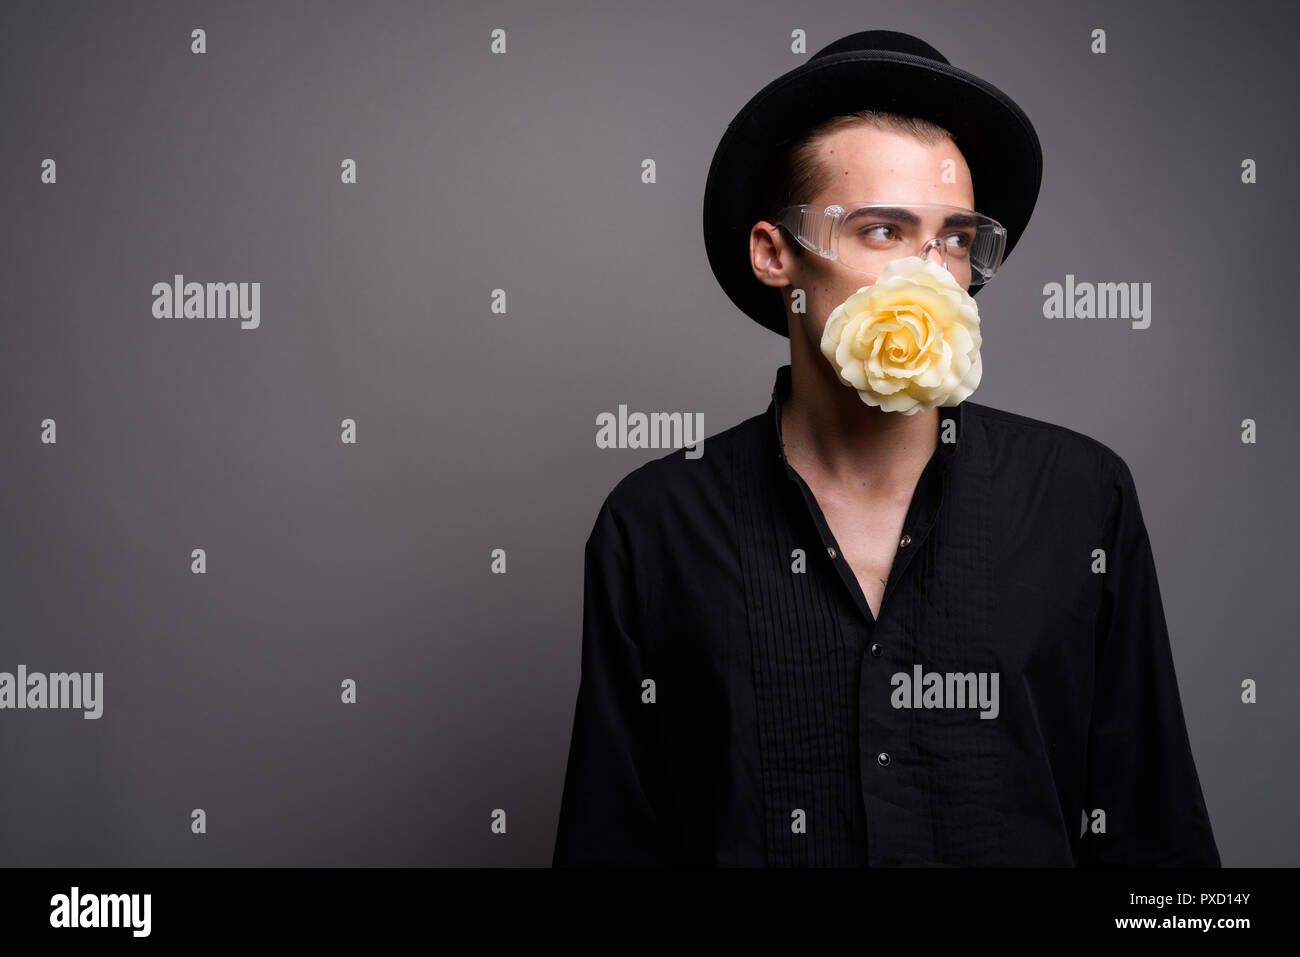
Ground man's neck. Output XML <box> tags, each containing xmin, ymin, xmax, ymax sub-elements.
<box><xmin>779</xmin><ymin>337</ymin><xmax>940</xmax><ymax>499</ymax></box>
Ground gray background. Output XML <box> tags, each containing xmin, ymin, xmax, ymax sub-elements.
<box><xmin>1</xmin><ymin>0</ymin><xmax>1294</xmax><ymax>866</ymax></box>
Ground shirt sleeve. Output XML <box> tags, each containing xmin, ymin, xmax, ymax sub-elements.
<box><xmin>1080</xmin><ymin>456</ymin><xmax>1221</xmax><ymax>867</ymax></box>
<box><xmin>552</xmin><ymin>495</ymin><xmax>680</xmax><ymax>867</ymax></box>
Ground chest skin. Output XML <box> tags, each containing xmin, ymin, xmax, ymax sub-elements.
<box><xmin>798</xmin><ymin>472</ymin><xmax>917</xmax><ymax>620</ymax></box>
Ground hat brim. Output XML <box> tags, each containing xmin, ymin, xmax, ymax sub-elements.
<box><xmin>703</xmin><ymin>50</ymin><xmax>1043</xmax><ymax>337</ymax></box>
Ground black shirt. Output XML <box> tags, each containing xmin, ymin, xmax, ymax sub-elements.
<box><xmin>553</xmin><ymin>363</ymin><xmax>1220</xmax><ymax>867</ymax></box>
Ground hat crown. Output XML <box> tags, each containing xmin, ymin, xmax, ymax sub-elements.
<box><xmin>810</xmin><ymin>29</ymin><xmax>949</xmax><ymax>66</ymax></box>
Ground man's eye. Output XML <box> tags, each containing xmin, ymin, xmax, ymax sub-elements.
<box><xmin>861</xmin><ymin>224</ymin><xmax>900</xmax><ymax>241</ymax></box>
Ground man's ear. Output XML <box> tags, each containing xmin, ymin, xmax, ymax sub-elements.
<box><xmin>750</xmin><ymin>222</ymin><xmax>792</xmax><ymax>289</ymax></box>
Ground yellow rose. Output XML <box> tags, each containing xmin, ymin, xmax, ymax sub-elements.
<box><xmin>820</xmin><ymin>256</ymin><xmax>982</xmax><ymax>415</ymax></box>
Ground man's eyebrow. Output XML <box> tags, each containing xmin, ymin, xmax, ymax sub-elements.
<box><xmin>863</xmin><ymin>206</ymin><xmax>981</xmax><ymax>229</ymax></box>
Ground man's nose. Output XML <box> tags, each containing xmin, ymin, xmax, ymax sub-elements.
<box><xmin>918</xmin><ymin>237</ymin><xmax>946</xmax><ymax>265</ymax></box>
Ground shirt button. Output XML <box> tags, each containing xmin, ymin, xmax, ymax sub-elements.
<box><xmin>870</xmin><ymin>642</ymin><xmax>882</xmax><ymax>657</ymax></box>
<box><xmin>899</xmin><ymin>533</ymin><xmax>912</xmax><ymax>548</ymax></box>
<box><xmin>827</xmin><ymin>546</ymin><xmax>837</xmax><ymax>559</ymax></box>
<box><xmin>876</xmin><ymin>752</ymin><xmax>891</xmax><ymax>767</ymax></box>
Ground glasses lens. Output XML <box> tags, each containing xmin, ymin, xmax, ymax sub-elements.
<box><xmin>837</xmin><ymin>204</ymin><xmax>1006</xmax><ymax>288</ymax></box>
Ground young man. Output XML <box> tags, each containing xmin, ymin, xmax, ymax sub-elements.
<box><xmin>553</xmin><ymin>30</ymin><xmax>1220</xmax><ymax>867</ymax></box>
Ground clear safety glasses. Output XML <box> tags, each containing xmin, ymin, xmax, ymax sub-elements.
<box><xmin>776</xmin><ymin>202</ymin><xmax>1009</xmax><ymax>289</ymax></box>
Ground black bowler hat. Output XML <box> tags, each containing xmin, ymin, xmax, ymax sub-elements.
<box><xmin>702</xmin><ymin>29</ymin><xmax>1043</xmax><ymax>338</ymax></box>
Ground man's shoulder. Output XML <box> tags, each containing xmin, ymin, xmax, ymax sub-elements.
<box><xmin>963</xmin><ymin>399</ymin><xmax>1131</xmax><ymax>486</ymax></box>
<box><xmin>593</xmin><ymin>412</ymin><xmax>760</xmax><ymax>529</ymax></box>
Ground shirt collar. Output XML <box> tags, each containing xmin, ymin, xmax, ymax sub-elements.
<box><xmin>766</xmin><ymin>363</ymin><xmax>964</xmax><ymax>476</ymax></box>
